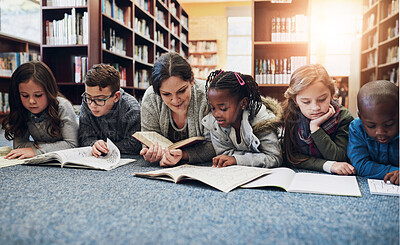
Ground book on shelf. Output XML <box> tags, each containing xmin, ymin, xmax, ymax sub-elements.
<box><xmin>102</xmin><ymin>0</ymin><xmax>132</xmax><ymax>27</ymax></box>
<box><xmin>134</xmin><ymin>69</ymin><xmax>150</xmax><ymax>89</ymax></box>
<box><xmin>241</xmin><ymin>167</ymin><xmax>362</xmax><ymax>197</ymax></box>
<box><xmin>103</xmin><ymin>27</ymin><xmax>127</xmax><ymax>56</ymax></box>
<box><xmin>367</xmin><ymin>179</ymin><xmax>400</xmax><ymax>196</ymax></box>
<box><xmin>271</xmin><ymin>15</ymin><xmax>307</xmax><ymax>42</ymax></box>
<box><xmin>73</xmin><ymin>56</ymin><xmax>88</xmax><ymax>83</ymax></box>
<box><xmin>0</xmin><ymin>52</ymin><xmax>40</xmax><ymax>76</ymax></box>
<box><xmin>132</xmin><ymin>131</ymin><xmax>205</xmax><ymax>150</ymax></box>
<box><xmin>46</xmin><ymin>0</ymin><xmax>87</xmax><ymax>7</ymax></box>
<box><xmin>135</xmin><ymin>18</ymin><xmax>150</xmax><ymax>38</ymax></box>
<box><xmin>45</xmin><ymin>9</ymin><xmax>88</xmax><ymax>45</ymax></box>
<box><xmin>0</xmin><ymin>138</ymin><xmax>135</xmax><ymax>171</ymax></box>
<box><xmin>134</xmin><ymin>164</ymin><xmax>272</xmax><ymax>193</ymax></box>
<box><xmin>135</xmin><ymin>0</ymin><xmax>151</xmax><ymax>13</ymax></box>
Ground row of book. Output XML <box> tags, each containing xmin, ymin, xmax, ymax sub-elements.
<box><xmin>171</xmin><ymin>22</ymin><xmax>179</xmax><ymax>36</ymax></box>
<box><xmin>73</xmin><ymin>56</ymin><xmax>88</xmax><ymax>83</ymax></box>
<box><xmin>135</xmin><ymin>0</ymin><xmax>151</xmax><ymax>13</ymax></box>
<box><xmin>155</xmin><ymin>7</ymin><xmax>167</xmax><ymax>27</ymax></box>
<box><xmin>189</xmin><ymin>41</ymin><xmax>217</xmax><ymax>53</ymax></box>
<box><xmin>255</xmin><ymin>56</ymin><xmax>307</xmax><ymax>84</ymax></box>
<box><xmin>0</xmin><ymin>92</ymin><xmax>10</xmax><ymax>114</ymax></box>
<box><xmin>170</xmin><ymin>2</ymin><xmax>177</xmax><ymax>16</ymax></box>
<box><xmin>382</xmin><ymin>67</ymin><xmax>399</xmax><ymax>85</ymax></box>
<box><xmin>386</xmin><ymin>0</ymin><xmax>399</xmax><ymax>17</ymax></box>
<box><xmin>193</xmin><ymin>67</ymin><xmax>214</xmax><ymax>80</ymax></box>
<box><xmin>45</xmin><ymin>9</ymin><xmax>88</xmax><ymax>45</ymax></box>
<box><xmin>0</xmin><ymin>52</ymin><xmax>41</xmax><ymax>77</ymax></box>
<box><xmin>135</xmin><ymin>45</ymin><xmax>149</xmax><ymax>63</ymax></box>
<box><xmin>271</xmin><ymin>15</ymin><xmax>308</xmax><ymax>42</ymax></box>
<box><xmin>155</xmin><ymin>30</ymin><xmax>165</xmax><ymax>47</ymax></box>
<box><xmin>180</xmin><ymin>32</ymin><xmax>187</xmax><ymax>44</ymax></box>
<box><xmin>102</xmin><ymin>28</ymin><xmax>127</xmax><ymax>56</ymax></box>
<box><xmin>135</xmin><ymin>18</ymin><xmax>150</xmax><ymax>38</ymax></box>
<box><xmin>102</xmin><ymin>0</ymin><xmax>132</xmax><ymax>28</ymax></box>
<box><xmin>46</xmin><ymin>0</ymin><xmax>87</xmax><ymax>7</ymax></box>
<box><xmin>386</xmin><ymin>46</ymin><xmax>398</xmax><ymax>64</ymax></box>
<box><xmin>366</xmin><ymin>13</ymin><xmax>375</xmax><ymax>31</ymax></box>
<box><xmin>134</xmin><ymin>69</ymin><xmax>150</xmax><ymax>89</ymax></box>
<box><xmin>387</xmin><ymin>20</ymin><xmax>399</xmax><ymax>39</ymax></box>
<box><xmin>366</xmin><ymin>51</ymin><xmax>377</xmax><ymax>69</ymax></box>
<box><xmin>189</xmin><ymin>54</ymin><xmax>218</xmax><ymax>67</ymax></box>
<box><xmin>181</xmin><ymin>15</ymin><xmax>188</xmax><ymax>29</ymax></box>
<box><xmin>109</xmin><ymin>63</ymin><xmax>127</xmax><ymax>88</ymax></box>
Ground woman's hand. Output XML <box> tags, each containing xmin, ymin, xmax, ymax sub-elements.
<box><xmin>91</xmin><ymin>140</ymin><xmax>108</xmax><ymax>158</ymax></box>
<box><xmin>330</xmin><ymin>162</ymin><xmax>356</xmax><ymax>175</ymax></box>
<box><xmin>310</xmin><ymin>104</ymin><xmax>336</xmax><ymax>133</ymax></box>
<box><xmin>384</xmin><ymin>170</ymin><xmax>399</xmax><ymax>185</ymax></box>
<box><xmin>212</xmin><ymin>155</ymin><xmax>237</xmax><ymax>168</ymax></box>
<box><xmin>140</xmin><ymin>143</ymin><xmax>166</xmax><ymax>163</ymax></box>
<box><xmin>5</xmin><ymin>147</ymin><xmax>35</xmax><ymax>159</ymax></box>
<box><xmin>160</xmin><ymin>149</ymin><xmax>182</xmax><ymax>167</ymax></box>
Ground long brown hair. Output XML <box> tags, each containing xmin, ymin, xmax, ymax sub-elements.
<box><xmin>282</xmin><ymin>64</ymin><xmax>336</xmax><ymax>164</ymax></box>
<box><xmin>2</xmin><ymin>61</ymin><xmax>62</xmax><ymax>140</ymax></box>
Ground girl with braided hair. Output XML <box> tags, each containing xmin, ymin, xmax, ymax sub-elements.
<box><xmin>202</xmin><ymin>70</ymin><xmax>283</xmax><ymax>168</ymax></box>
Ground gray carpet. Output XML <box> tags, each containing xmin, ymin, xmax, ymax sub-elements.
<box><xmin>0</xmin><ymin>156</ymin><xmax>398</xmax><ymax>245</ymax></box>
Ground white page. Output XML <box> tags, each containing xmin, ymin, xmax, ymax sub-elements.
<box><xmin>241</xmin><ymin>167</ymin><xmax>296</xmax><ymax>191</ymax></box>
<box><xmin>0</xmin><ymin>158</ymin><xmax>26</xmax><ymax>168</ymax></box>
<box><xmin>135</xmin><ymin>165</ymin><xmax>272</xmax><ymax>193</ymax></box>
<box><xmin>368</xmin><ymin>179</ymin><xmax>400</xmax><ymax>196</ymax></box>
<box><xmin>288</xmin><ymin>173</ymin><xmax>361</xmax><ymax>197</ymax></box>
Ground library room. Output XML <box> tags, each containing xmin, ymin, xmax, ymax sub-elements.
<box><xmin>0</xmin><ymin>0</ymin><xmax>398</xmax><ymax>244</ymax></box>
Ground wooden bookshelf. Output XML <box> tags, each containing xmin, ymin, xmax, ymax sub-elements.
<box><xmin>40</xmin><ymin>0</ymin><xmax>189</xmax><ymax>105</ymax></box>
<box><xmin>0</xmin><ymin>32</ymin><xmax>40</xmax><ymax>121</ymax></box>
<box><xmin>189</xmin><ymin>40</ymin><xmax>218</xmax><ymax>80</ymax></box>
<box><xmin>251</xmin><ymin>0</ymin><xmax>310</xmax><ymax>101</ymax></box>
<box><xmin>360</xmin><ymin>0</ymin><xmax>399</xmax><ymax>87</ymax></box>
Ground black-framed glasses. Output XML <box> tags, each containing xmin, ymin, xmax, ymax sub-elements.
<box><xmin>81</xmin><ymin>91</ymin><xmax>116</xmax><ymax>106</ymax></box>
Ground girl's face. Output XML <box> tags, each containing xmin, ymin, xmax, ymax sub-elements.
<box><xmin>160</xmin><ymin>76</ymin><xmax>194</xmax><ymax>115</ymax></box>
<box><xmin>295</xmin><ymin>81</ymin><xmax>332</xmax><ymax>120</ymax></box>
<box><xmin>19</xmin><ymin>79</ymin><xmax>49</xmax><ymax>114</ymax></box>
<box><xmin>208</xmin><ymin>88</ymin><xmax>246</xmax><ymax>129</ymax></box>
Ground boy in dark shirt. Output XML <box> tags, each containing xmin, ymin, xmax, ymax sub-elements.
<box><xmin>78</xmin><ymin>64</ymin><xmax>141</xmax><ymax>156</ymax></box>
<box><xmin>348</xmin><ymin>80</ymin><xmax>399</xmax><ymax>184</ymax></box>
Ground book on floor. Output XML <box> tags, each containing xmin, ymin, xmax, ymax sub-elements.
<box><xmin>134</xmin><ymin>164</ymin><xmax>272</xmax><ymax>193</ymax></box>
<box><xmin>0</xmin><ymin>146</ymin><xmax>26</xmax><ymax>168</ymax></box>
<box><xmin>367</xmin><ymin>179</ymin><xmax>400</xmax><ymax>196</ymax></box>
<box><xmin>132</xmin><ymin>131</ymin><xmax>205</xmax><ymax>150</ymax></box>
<box><xmin>22</xmin><ymin>138</ymin><xmax>135</xmax><ymax>171</ymax></box>
<box><xmin>241</xmin><ymin>167</ymin><xmax>362</xmax><ymax>197</ymax></box>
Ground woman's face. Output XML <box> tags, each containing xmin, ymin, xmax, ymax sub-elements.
<box><xmin>159</xmin><ymin>76</ymin><xmax>194</xmax><ymax>115</ymax></box>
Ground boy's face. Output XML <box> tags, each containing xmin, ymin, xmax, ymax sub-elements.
<box><xmin>359</xmin><ymin>101</ymin><xmax>399</xmax><ymax>144</ymax></box>
<box><xmin>84</xmin><ymin>85</ymin><xmax>120</xmax><ymax>117</ymax></box>
<box><xmin>207</xmin><ymin>88</ymin><xmax>246</xmax><ymax>129</ymax></box>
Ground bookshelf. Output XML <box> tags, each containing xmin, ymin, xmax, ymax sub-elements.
<box><xmin>189</xmin><ymin>40</ymin><xmax>218</xmax><ymax>80</ymax></box>
<box><xmin>251</xmin><ymin>0</ymin><xmax>310</xmax><ymax>101</ymax></box>
<box><xmin>360</xmin><ymin>0</ymin><xmax>399</xmax><ymax>87</ymax></box>
<box><xmin>0</xmin><ymin>32</ymin><xmax>41</xmax><ymax>120</ymax></box>
<box><xmin>41</xmin><ymin>0</ymin><xmax>189</xmax><ymax>105</ymax></box>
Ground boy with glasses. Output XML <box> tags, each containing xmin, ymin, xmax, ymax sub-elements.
<box><xmin>78</xmin><ymin>64</ymin><xmax>141</xmax><ymax>157</ymax></box>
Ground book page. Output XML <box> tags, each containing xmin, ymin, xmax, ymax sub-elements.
<box><xmin>65</xmin><ymin>138</ymin><xmax>124</xmax><ymax>170</ymax></box>
<box><xmin>135</xmin><ymin>164</ymin><xmax>272</xmax><ymax>193</ymax></box>
<box><xmin>241</xmin><ymin>167</ymin><xmax>296</xmax><ymax>190</ymax></box>
<box><xmin>0</xmin><ymin>158</ymin><xmax>26</xmax><ymax>168</ymax></box>
<box><xmin>133</xmin><ymin>132</ymin><xmax>173</xmax><ymax>148</ymax></box>
<box><xmin>288</xmin><ymin>173</ymin><xmax>361</xmax><ymax>197</ymax></box>
<box><xmin>368</xmin><ymin>179</ymin><xmax>400</xmax><ymax>196</ymax></box>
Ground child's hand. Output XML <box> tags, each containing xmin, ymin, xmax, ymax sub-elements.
<box><xmin>384</xmin><ymin>170</ymin><xmax>399</xmax><ymax>185</ymax></box>
<box><xmin>310</xmin><ymin>104</ymin><xmax>336</xmax><ymax>133</ymax></box>
<box><xmin>140</xmin><ymin>143</ymin><xmax>166</xmax><ymax>163</ymax></box>
<box><xmin>212</xmin><ymin>155</ymin><xmax>237</xmax><ymax>168</ymax></box>
<box><xmin>330</xmin><ymin>162</ymin><xmax>356</xmax><ymax>175</ymax></box>
<box><xmin>92</xmin><ymin>140</ymin><xmax>108</xmax><ymax>158</ymax></box>
<box><xmin>160</xmin><ymin>149</ymin><xmax>182</xmax><ymax>167</ymax></box>
<box><xmin>5</xmin><ymin>147</ymin><xmax>35</xmax><ymax>159</ymax></box>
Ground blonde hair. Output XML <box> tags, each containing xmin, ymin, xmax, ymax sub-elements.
<box><xmin>282</xmin><ymin>64</ymin><xmax>336</xmax><ymax>164</ymax></box>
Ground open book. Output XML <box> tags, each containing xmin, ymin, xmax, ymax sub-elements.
<box><xmin>241</xmin><ymin>167</ymin><xmax>362</xmax><ymax>197</ymax></box>
<box><xmin>132</xmin><ymin>131</ymin><xmax>205</xmax><ymax>150</ymax></box>
<box><xmin>0</xmin><ymin>146</ymin><xmax>26</xmax><ymax>168</ymax></box>
<box><xmin>368</xmin><ymin>179</ymin><xmax>400</xmax><ymax>196</ymax></box>
<box><xmin>22</xmin><ymin>138</ymin><xmax>135</xmax><ymax>171</ymax></box>
<box><xmin>134</xmin><ymin>164</ymin><xmax>272</xmax><ymax>193</ymax></box>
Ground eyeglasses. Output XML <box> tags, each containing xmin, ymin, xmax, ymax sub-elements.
<box><xmin>81</xmin><ymin>91</ymin><xmax>116</xmax><ymax>106</ymax></box>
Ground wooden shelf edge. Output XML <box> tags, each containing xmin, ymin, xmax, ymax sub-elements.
<box><xmin>361</xmin><ymin>25</ymin><xmax>378</xmax><ymax>36</ymax></box>
<box><xmin>362</xmin><ymin>1</ymin><xmax>378</xmax><ymax>15</ymax></box>
<box><xmin>378</xmin><ymin>35</ymin><xmax>399</xmax><ymax>47</ymax></box>
<box><xmin>103</xmin><ymin>49</ymin><xmax>134</xmax><ymax>61</ymax></box>
<box><xmin>361</xmin><ymin>46</ymin><xmax>377</xmax><ymax>55</ymax></box>
<box><xmin>378</xmin><ymin>61</ymin><xmax>399</xmax><ymax>69</ymax></box>
<box><xmin>103</xmin><ymin>13</ymin><xmax>133</xmax><ymax>32</ymax></box>
<box><xmin>380</xmin><ymin>11</ymin><xmax>400</xmax><ymax>25</ymax></box>
<box><xmin>361</xmin><ymin>66</ymin><xmax>377</xmax><ymax>73</ymax></box>
<box><xmin>42</xmin><ymin>6</ymin><xmax>88</xmax><ymax>10</ymax></box>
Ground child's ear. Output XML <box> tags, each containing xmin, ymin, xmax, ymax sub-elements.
<box><xmin>240</xmin><ymin>97</ymin><xmax>249</xmax><ymax>110</ymax></box>
<box><xmin>113</xmin><ymin>91</ymin><xmax>121</xmax><ymax>103</ymax></box>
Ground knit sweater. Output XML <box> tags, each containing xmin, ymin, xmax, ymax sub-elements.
<box><xmin>202</xmin><ymin>96</ymin><xmax>283</xmax><ymax>168</ymax></box>
<box><xmin>14</xmin><ymin>96</ymin><xmax>79</xmax><ymax>155</ymax></box>
<box><xmin>289</xmin><ymin>105</ymin><xmax>354</xmax><ymax>172</ymax></box>
<box><xmin>78</xmin><ymin>89</ymin><xmax>142</xmax><ymax>155</ymax></box>
<box><xmin>141</xmin><ymin>80</ymin><xmax>215</xmax><ymax>163</ymax></box>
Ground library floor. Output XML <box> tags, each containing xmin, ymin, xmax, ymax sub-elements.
<box><xmin>0</xmin><ymin>135</ymin><xmax>399</xmax><ymax>244</ymax></box>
